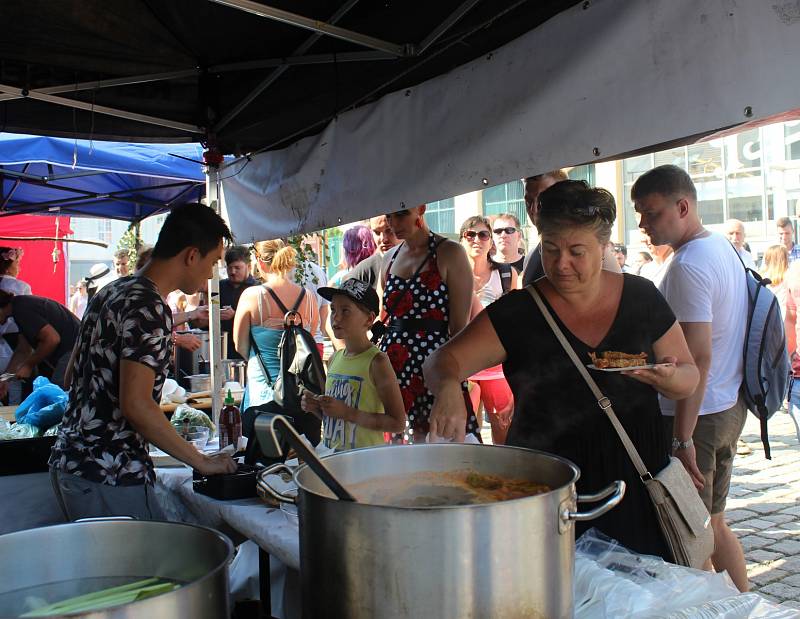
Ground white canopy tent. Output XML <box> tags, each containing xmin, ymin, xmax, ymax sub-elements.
<box><xmin>221</xmin><ymin>0</ymin><xmax>800</xmax><ymax>240</ymax></box>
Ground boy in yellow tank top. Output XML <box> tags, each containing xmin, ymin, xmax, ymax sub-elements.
<box><xmin>301</xmin><ymin>278</ymin><xmax>405</xmax><ymax>450</ymax></box>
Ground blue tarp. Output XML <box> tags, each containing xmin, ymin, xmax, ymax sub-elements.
<box><xmin>0</xmin><ymin>133</ymin><xmax>208</xmax><ymax>221</ymax></box>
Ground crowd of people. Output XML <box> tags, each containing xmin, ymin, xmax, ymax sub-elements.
<box><xmin>4</xmin><ymin>163</ymin><xmax>800</xmax><ymax>593</ymax></box>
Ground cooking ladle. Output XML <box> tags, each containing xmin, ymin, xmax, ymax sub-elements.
<box><xmin>267</xmin><ymin>414</ymin><xmax>356</xmax><ymax>502</ymax></box>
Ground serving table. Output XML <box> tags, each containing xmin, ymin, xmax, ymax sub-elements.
<box><xmin>154</xmin><ymin>467</ymin><xmax>301</xmax><ymax>619</ymax></box>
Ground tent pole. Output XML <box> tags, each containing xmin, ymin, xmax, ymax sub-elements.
<box><xmin>206</xmin><ymin>161</ymin><xmax>224</xmax><ymax>426</ymax></box>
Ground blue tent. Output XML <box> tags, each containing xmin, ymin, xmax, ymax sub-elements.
<box><xmin>0</xmin><ymin>133</ymin><xmax>208</xmax><ymax>221</ymax></box>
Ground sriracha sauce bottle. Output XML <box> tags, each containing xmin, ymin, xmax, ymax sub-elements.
<box><xmin>219</xmin><ymin>388</ymin><xmax>242</xmax><ymax>451</ymax></box>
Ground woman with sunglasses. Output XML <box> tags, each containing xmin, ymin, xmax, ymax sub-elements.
<box><xmin>424</xmin><ymin>180</ymin><xmax>699</xmax><ymax>560</ymax></box>
<box><xmin>380</xmin><ymin>206</ymin><xmax>480</xmax><ymax>443</ymax></box>
<box><xmin>460</xmin><ymin>216</ymin><xmax>517</xmax><ymax>444</ymax></box>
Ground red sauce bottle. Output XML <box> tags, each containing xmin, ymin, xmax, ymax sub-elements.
<box><xmin>219</xmin><ymin>389</ymin><xmax>242</xmax><ymax>451</ymax></box>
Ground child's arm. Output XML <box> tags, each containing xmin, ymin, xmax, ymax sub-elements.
<box><xmin>317</xmin><ymin>352</ymin><xmax>405</xmax><ymax>433</ymax></box>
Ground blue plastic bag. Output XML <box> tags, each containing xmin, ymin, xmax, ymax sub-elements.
<box><xmin>15</xmin><ymin>376</ymin><xmax>68</xmax><ymax>430</ymax></box>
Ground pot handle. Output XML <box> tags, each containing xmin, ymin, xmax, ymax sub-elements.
<box><xmin>563</xmin><ymin>480</ymin><xmax>626</xmax><ymax>523</ymax></box>
<box><xmin>257</xmin><ymin>463</ymin><xmax>297</xmax><ymax>505</ymax></box>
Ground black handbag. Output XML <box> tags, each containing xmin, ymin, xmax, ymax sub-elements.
<box><xmin>246</xmin><ymin>287</ymin><xmax>325</xmax><ymax>445</ymax></box>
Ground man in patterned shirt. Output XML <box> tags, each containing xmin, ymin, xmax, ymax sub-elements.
<box><xmin>50</xmin><ymin>203</ymin><xmax>237</xmax><ymax>520</ymax></box>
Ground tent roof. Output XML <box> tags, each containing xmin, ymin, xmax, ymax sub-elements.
<box><xmin>0</xmin><ymin>133</ymin><xmax>207</xmax><ymax>220</ymax></box>
<box><xmin>0</xmin><ymin>0</ymin><xmax>579</xmax><ymax>155</ymax></box>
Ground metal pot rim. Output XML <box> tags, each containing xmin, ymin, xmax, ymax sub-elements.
<box><xmin>293</xmin><ymin>443</ymin><xmax>582</xmax><ymax>510</ymax></box>
<box><xmin>0</xmin><ymin>519</ymin><xmax>235</xmax><ymax>615</ymax></box>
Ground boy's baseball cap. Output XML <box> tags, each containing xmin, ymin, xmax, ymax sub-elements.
<box><xmin>318</xmin><ymin>278</ymin><xmax>379</xmax><ymax>315</ymax></box>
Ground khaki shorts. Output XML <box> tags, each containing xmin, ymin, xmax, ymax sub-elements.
<box><xmin>665</xmin><ymin>397</ymin><xmax>747</xmax><ymax>515</ymax></box>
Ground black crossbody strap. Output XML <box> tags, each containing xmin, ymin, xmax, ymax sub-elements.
<box><xmin>526</xmin><ymin>284</ymin><xmax>652</xmax><ymax>481</ymax></box>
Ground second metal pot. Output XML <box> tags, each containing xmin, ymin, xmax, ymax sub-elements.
<box><xmin>0</xmin><ymin>519</ymin><xmax>233</xmax><ymax>618</ymax></box>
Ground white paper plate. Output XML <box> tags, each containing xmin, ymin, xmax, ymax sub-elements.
<box><xmin>586</xmin><ymin>363</ymin><xmax>660</xmax><ymax>372</ymax></box>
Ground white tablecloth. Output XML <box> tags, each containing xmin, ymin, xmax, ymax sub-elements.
<box><xmin>153</xmin><ymin>467</ymin><xmax>302</xmax><ymax>619</ymax></box>
<box><xmin>154</xmin><ymin>467</ymin><xmax>300</xmax><ymax>570</ymax></box>
<box><xmin>0</xmin><ymin>472</ymin><xmax>66</xmax><ymax>535</ymax></box>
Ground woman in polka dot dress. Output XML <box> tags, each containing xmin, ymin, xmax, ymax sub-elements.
<box><xmin>380</xmin><ymin>206</ymin><xmax>480</xmax><ymax>443</ymax></box>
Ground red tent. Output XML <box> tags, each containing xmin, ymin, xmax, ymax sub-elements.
<box><xmin>0</xmin><ymin>214</ymin><xmax>71</xmax><ymax>303</ymax></box>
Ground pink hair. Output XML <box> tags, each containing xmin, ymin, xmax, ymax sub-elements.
<box><xmin>342</xmin><ymin>225</ymin><xmax>376</xmax><ymax>268</ymax></box>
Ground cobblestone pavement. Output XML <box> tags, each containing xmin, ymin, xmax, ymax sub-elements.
<box><xmin>481</xmin><ymin>410</ymin><xmax>800</xmax><ymax>608</ymax></box>
<box><xmin>728</xmin><ymin>410</ymin><xmax>800</xmax><ymax>608</ymax></box>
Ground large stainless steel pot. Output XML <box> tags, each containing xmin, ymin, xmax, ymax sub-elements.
<box><xmin>0</xmin><ymin>519</ymin><xmax>233</xmax><ymax>618</ymax></box>
<box><xmin>263</xmin><ymin>443</ymin><xmax>624</xmax><ymax>619</ymax></box>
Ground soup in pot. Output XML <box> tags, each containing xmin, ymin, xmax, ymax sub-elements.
<box><xmin>349</xmin><ymin>469</ymin><xmax>550</xmax><ymax>507</ymax></box>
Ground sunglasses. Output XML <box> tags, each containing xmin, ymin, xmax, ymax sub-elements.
<box><xmin>493</xmin><ymin>226</ymin><xmax>517</xmax><ymax>235</ymax></box>
<box><xmin>463</xmin><ymin>230</ymin><xmax>491</xmax><ymax>241</ymax></box>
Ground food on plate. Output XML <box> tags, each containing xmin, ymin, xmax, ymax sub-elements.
<box><xmin>350</xmin><ymin>469</ymin><xmax>550</xmax><ymax>507</ymax></box>
<box><xmin>588</xmin><ymin>351</ymin><xmax>648</xmax><ymax>369</ymax></box>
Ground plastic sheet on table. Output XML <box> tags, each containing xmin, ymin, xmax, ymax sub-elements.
<box><xmin>574</xmin><ymin>529</ymin><xmax>798</xmax><ymax>619</ymax></box>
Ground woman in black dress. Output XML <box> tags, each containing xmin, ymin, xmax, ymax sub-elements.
<box><xmin>424</xmin><ymin>180</ymin><xmax>699</xmax><ymax>560</ymax></box>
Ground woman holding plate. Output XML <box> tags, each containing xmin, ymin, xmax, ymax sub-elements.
<box><xmin>424</xmin><ymin>180</ymin><xmax>699</xmax><ymax>560</ymax></box>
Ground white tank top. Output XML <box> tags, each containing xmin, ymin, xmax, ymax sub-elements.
<box><xmin>476</xmin><ymin>269</ymin><xmax>503</xmax><ymax>307</ymax></box>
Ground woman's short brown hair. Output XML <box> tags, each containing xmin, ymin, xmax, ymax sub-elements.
<box><xmin>536</xmin><ymin>180</ymin><xmax>616</xmax><ymax>245</ymax></box>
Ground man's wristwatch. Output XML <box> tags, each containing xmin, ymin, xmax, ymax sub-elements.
<box><xmin>671</xmin><ymin>437</ymin><xmax>693</xmax><ymax>451</ymax></box>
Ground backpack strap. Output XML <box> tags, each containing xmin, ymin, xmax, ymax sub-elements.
<box><xmin>496</xmin><ymin>262</ymin><xmax>513</xmax><ymax>294</ymax></box>
<box><xmin>291</xmin><ymin>287</ymin><xmax>306</xmax><ymax>312</ymax></box>
<box><xmin>264</xmin><ymin>287</ymin><xmax>290</xmax><ymax>315</ymax></box>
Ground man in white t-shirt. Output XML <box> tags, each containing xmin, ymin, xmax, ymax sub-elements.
<box><xmin>633</xmin><ymin>164</ymin><xmax>749</xmax><ymax>592</ymax></box>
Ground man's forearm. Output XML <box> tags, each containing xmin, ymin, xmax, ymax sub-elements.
<box><xmin>672</xmin><ymin>367</ymin><xmax>709</xmax><ymax>441</ymax></box>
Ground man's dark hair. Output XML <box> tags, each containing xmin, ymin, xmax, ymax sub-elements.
<box><xmin>225</xmin><ymin>245</ymin><xmax>251</xmax><ymax>265</ymax></box>
<box><xmin>777</xmin><ymin>216</ymin><xmax>792</xmax><ymax>229</ymax></box>
<box><xmin>524</xmin><ymin>169</ymin><xmax>569</xmax><ymax>184</ymax></box>
<box><xmin>152</xmin><ymin>203</ymin><xmax>233</xmax><ymax>259</ymax></box>
<box><xmin>614</xmin><ymin>244</ymin><xmax>627</xmax><ymax>256</ymax></box>
<box><xmin>630</xmin><ymin>164</ymin><xmax>697</xmax><ymax>202</ymax></box>
<box><xmin>135</xmin><ymin>246</ymin><xmax>153</xmax><ymax>270</ymax></box>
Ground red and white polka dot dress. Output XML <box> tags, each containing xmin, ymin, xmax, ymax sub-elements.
<box><xmin>380</xmin><ymin>233</ymin><xmax>480</xmax><ymax>443</ymax></box>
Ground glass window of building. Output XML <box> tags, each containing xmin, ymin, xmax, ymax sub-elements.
<box><xmin>425</xmin><ymin>197</ymin><xmax>456</xmax><ymax>234</ymax></box>
<box><xmin>568</xmin><ymin>164</ymin><xmax>595</xmax><ymax>185</ymax></box>
<box><xmin>621</xmin><ymin>154</ymin><xmax>652</xmax><ymax>243</ymax></box>
<box><xmin>481</xmin><ymin>181</ymin><xmax>525</xmax><ymax>227</ymax></box>
<box><xmin>687</xmin><ymin>140</ymin><xmax>725</xmax><ymax>225</ymax></box>
<box><xmin>785</xmin><ymin>121</ymin><xmax>800</xmax><ymax>161</ymax></box>
<box><xmin>724</xmin><ymin>129</ymin><xmax>763</xmax><ymax>223</ymax></box>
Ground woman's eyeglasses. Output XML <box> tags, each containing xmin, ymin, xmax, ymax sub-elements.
<box><xmin>463</xmin><ymin>230</ymin><xmax>491</xmax><ymax>241</ymax></box>
<box><xmin>492</xmin><ymin>226</ymin><xmax>517</xmax><ymax>236</ymax></box>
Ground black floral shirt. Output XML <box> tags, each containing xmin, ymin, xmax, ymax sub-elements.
<box><xmin>49</xmin><ymin>276</ymin><xmax>173</xmax><ymax>486</ymax></box>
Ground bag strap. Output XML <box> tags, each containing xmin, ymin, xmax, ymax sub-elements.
<box><xmin>249</xmin><ymin>330</ymin><xmax>274</xmax><ymax>387</ymax></box>
<box><xmin>526</xmin><ymin>285</ymin><xmax>654</xmax><ymax>481</ymax></box>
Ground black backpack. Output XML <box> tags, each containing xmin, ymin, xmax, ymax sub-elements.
<box><xmin>248</xmin><ymin>287</ymin><xmax>326</xmax><ymax>444</ymax></box>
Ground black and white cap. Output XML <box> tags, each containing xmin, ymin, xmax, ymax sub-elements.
<box><xmin>318</xmin><ymin>278</ymin><xmax>380</xmax><ymax>315</ymax></box>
